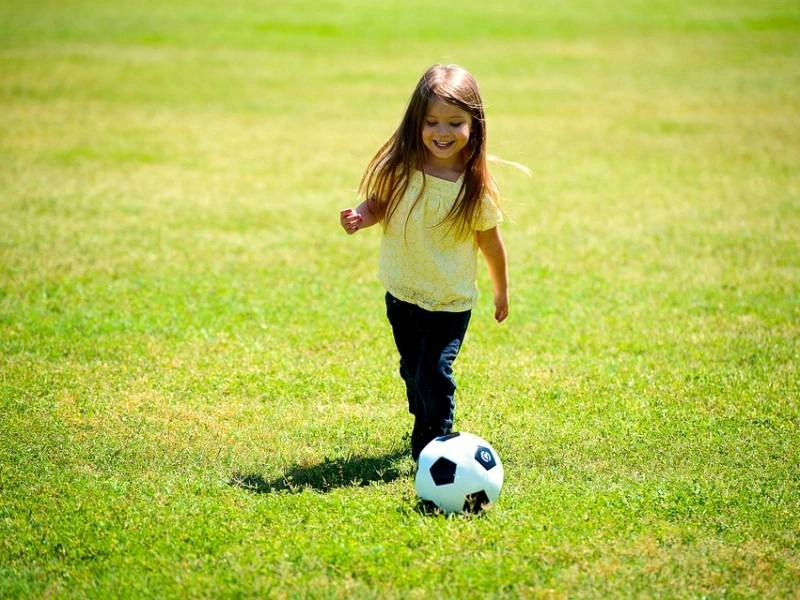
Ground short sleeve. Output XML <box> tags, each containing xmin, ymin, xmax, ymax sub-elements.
<box><xmin>474</xmin><ymin>195</ymin><xmax>503</xmax><ymax>231</ymax></box>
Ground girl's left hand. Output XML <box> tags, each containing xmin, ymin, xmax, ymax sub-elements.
<box><xmin>494</xmin><ymin>296</ymin><xmax>509</xmax><ymax>323</ymax></box>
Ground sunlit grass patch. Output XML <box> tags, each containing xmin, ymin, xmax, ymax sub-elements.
<box><xmin>1</xmin><ymin>0</ymin><xmax>798</xmax><ymax>597</ymax></box>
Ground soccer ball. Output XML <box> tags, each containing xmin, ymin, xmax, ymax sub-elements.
<box><xmin>414</xmin><ymin>432</ymin><xmax>504</xmax><ymax>514</ymax></box>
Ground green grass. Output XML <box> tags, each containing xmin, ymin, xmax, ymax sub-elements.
<box><xmin>1</xmin><ymin>0</ymin><xmax>799</xmax><ymax>597</ymax></box>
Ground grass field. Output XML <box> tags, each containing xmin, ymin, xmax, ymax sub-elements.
<box><xmin>1</xmin><ymin>0</ymin><xmax>799</xmax><ymax>597</ymax></box>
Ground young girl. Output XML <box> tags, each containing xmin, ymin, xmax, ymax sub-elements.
<box><xmin>339</xmin><ymin>64</ymin><xmax>509</xmax><ymax>460</ymax></box>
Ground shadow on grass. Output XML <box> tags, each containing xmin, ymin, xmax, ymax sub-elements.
<box><xmin>229</xmin><ymin>450</ymin><xmax>410</xmax><ymax>494</ymax></box>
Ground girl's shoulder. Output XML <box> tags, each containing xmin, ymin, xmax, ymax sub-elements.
<box><xmin>475</xmin><ymin>189</ymin><xmax>504</xmax><ymax>231</ymax></box>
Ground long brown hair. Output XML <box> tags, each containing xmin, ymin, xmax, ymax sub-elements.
<box><xmin>358</xmin><ymin>64</ymin><xmax>500</xmax><ymax>239</ymax></box>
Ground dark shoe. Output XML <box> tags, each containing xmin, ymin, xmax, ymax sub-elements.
<box><xmin>412</xmin><ymin>426</ymin><xmax>440</xmax><ymax>461</ymax></box>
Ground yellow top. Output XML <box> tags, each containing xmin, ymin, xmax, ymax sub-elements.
<box><xmin>378</xmin><ymin>170</ymin><xmax>502</xmax><ymax>312</ymax></box>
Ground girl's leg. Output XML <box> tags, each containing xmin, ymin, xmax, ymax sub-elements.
<box><xmin>385</xmin><ymin>293</ymin><xmax>421</xmax><ymax>416</ymax></box>
<box><xmin>385</xmin><ymin>292</ymin><xmax>471</xmax><ymax>460</ymax></box>
<box><xmin>385</xmin><ymin>293</ymin><xmax>430</xmax><ymax>458</ymax></box>
<box><xmin>415</xmin><ymin>308</ymin><xmax>471</xmax><ymax>450</ymax></box>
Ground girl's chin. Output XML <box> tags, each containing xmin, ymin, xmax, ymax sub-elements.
<box><xmin>426</xmin><ymin>146</ymin><xmax>460</xmax><ymax>160</ymax></box>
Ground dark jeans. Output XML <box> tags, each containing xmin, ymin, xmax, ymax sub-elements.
<box><xmin>385</xmin><ymin>292</ymin><xmax>471</xmax><ymax>458</ymax></box>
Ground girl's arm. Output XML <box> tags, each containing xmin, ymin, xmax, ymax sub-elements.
<box><xmin>477</xmin><ymin>226</ymin><xmax>509</xmax><ymax>323</ymax></box>
<box><xmin>340</xmin><ymin>198</ymin><xmax>379</xmax><ymax>235</ymax></box>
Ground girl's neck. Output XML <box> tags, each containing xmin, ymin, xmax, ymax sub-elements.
<box><xmin>423</xmin><ymin>158</ymin><xmax>465</xmax><ymax>183</ymax></box>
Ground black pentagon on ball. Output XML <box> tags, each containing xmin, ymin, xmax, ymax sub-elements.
<box><xmin>429</xmin><ymin>457</ymin><xmax>457</xmax><ymax>486</ymax></box>
<box><xmin>474</xmin><ymin>446</ymin><xmax>497</xmax><ymax>470</ymax></box>
<box><xmin>463</xmin><ymin>490</ymin><xmax>491</xmax><ymax>513</ymax></box>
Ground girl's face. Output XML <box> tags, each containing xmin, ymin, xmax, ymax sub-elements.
<box><xmin>421</xmin><ymin>98</ymin><xmax>472</xmax><ymax>171</ymax></box>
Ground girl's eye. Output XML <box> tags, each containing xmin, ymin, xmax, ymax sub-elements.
<box><xmin>425</xmin><ymin>121</ymin><xmax>437</xmax><ymax>127</ymax></box>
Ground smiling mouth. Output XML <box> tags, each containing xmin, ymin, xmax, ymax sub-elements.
<box><xmin>433</xmin><ymin>140</ymin><xmax>454</xmax><ymax>149</ymax></box>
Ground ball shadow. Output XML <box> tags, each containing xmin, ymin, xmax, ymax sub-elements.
<box><xmin>229</xmin><ymin>450</ymin><xmax>410</xmax><ymax>494</ymax></box>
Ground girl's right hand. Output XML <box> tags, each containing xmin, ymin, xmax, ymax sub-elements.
<box><xmin>340</xmin><ymin>208</ymin><xmax>364</xmax><ymax>234</ymax></box>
